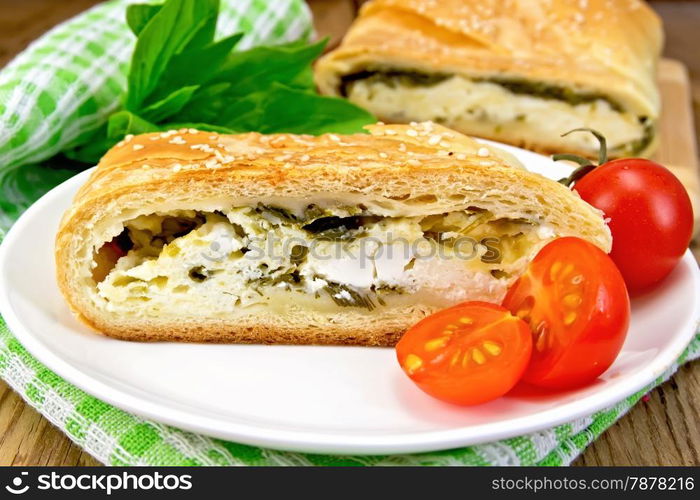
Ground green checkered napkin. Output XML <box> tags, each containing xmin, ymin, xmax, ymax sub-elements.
<box><xmin>0</xmin><ymin>0</ymin><xmax>698</xmax><ymax>466</ymax></box>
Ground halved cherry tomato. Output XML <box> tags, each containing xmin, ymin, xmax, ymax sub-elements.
<box><xmin>502</xmin><ymin>237</ymin><xmax>630</xmax><ymax>389</ymax></box>
<box><xmin>396</xmin><ymin>302</ymin><xmax>532</xmax><ymax>405</ymax></box>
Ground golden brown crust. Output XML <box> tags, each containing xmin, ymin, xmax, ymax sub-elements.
<box><xmin>55</xmin><ymin>122</ymin><xmax>611</xmax><ymax>345</ymax></box>
<box><xmin>78</xmin><ymin>314</ymin><xmax>406</xmax><ymax>346</ymax></box>
<box><xmin>315</xmin><ymin>0</ymin><xmax>662</xmax><ymax>158</ymax></box>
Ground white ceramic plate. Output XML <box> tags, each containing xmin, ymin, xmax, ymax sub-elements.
<box><xmin>1</xmin><ymin>142</ymin><xmax>698</xmax><ymax>455</ymax></box>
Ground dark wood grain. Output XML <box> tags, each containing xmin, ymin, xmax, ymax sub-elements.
<box><xmin>0</xmin><ymin>0</ymin><xmax>103</xmax><ymax>67</ymax></box>
<box><xmin>0</xmin><ymin>0</ymin><xmax>698</xmax><ymax>467</ymax></box>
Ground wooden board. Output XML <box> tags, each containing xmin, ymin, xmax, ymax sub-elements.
<box><xmin>654</xmin><ymin>59</ymin><xmax>700</xmax><ymax>230</ymax></box>
<box><xmin>0</xmin><ymin>0</ymin><xmax>698</xmax><ymax>467</ymax></box>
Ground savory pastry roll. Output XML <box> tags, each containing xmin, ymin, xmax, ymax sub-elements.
<box><xmin>315</xmin><ymin>0</ymin><xmax>662</xmax><ymax>159</ymax></box>
<box><xmin>56</xmin><ymin>122</ymin><xmax>611</xmax><ymax>346</ymax></box>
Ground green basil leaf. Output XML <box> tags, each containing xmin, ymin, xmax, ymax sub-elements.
<box><xmin>140</xmin><ymin>85</ymin><xmax>200</xmax><ymax>122</ymax></box>
<box><xmin>211</xmin><ymin>83</ymin><xmax>375</xmax><ymax>135</ymax></box>
<box><xmin>65</xmin><ymin>110</ymin><xmax>160</xmax><ymax>164</ymax></box>
<box><xmin>181</xmin><ymin>2</ymin><xmax>219</xmax><ymax>52</ymax></box>
<box><xmin>126</xmin><ymin>3</ymin><xmax>163</xmax><ymax>36</ymax></box>
<box><xmin>176</xmin><ymin>38</ymin><xmax>328</xmax><ymax>123</ymax></box>
<box><xmin>0</xmin><ymin>159</ymin><xmax>80</xmax><ymax>234</ymax></box>
<box><xmin>214</xmin><ymin>37</ymin><xmax>327</xmax><ymax>91</ymax></box>
<box><xmin>165</xmin><ymin>122</ymin><xmax>236</xmax><ymax>134</ymax></box>
<box><xmin>63</xmin><ymin>125</ymin><xmax>116</xmax><ymax>165</ymax></box>
<box><xmin>148</xmin><ymin>33</ymin><xmax>242</xmax><ymax>105</ymax></box>
<box><xmin>108</xmin><ymin>111</ymin><xmax>160</xmax><ymax>138</ymax></box>
<box><xmin>125</xmin><ymin>0</ymin><xmax>219</xmax><ymax>111</ymax></box>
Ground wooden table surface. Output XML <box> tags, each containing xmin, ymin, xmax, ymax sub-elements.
<box><xmin>0</xmin><ymin>0</ymin><xmax>698</xmax><ymax>466</ymax></box>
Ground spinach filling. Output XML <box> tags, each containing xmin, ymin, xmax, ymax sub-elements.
<box><xmin>339</xmin><ymin>69</ymin><xmax>654</xmax><ymax>155</ymax></box>
<box><xmin>106</xmin><ymin>205</ymin><xmax>540</xmax><ymax>312</ymax></box>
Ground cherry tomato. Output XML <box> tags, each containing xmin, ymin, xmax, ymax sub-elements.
<box><xmin>396</xmin><ymin>302</ymin><xmax>532</xmax><ymax>405</ymax></box>
<box><xmin>573</xmin><ymin>158</ymin><xmax>693</xmax><ymax>295</ymax></box>
<box><xmin>502</xmin><ymin>237</ymin><xmax>630</xmax><ymax>389</ymax></box>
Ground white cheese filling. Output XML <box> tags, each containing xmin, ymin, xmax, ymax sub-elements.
<box><xmin>95</xmin><ymin>207</ymin><xmax>552</xmax><ymax>316</ymax></box>
<box><xmin>346</xmin><ymin>75</ymin><xmax>646</xmax><ymax>155</ymax></box>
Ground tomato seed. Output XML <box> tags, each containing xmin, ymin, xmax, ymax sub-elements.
<box><xmin>425</xmin><ymin>337</ymin><xmax>449</xmax><ymax>351</ymax></box>
<box><xmin>549</xmin><ymin>261</ymin><xmax>562</xmax><ymax>281</ymax></box>
<box><xmin>482</xmin><ymin>341</ymin><xmax>502</xmax><ymax>356</ymax></box>
<box><xmin>562</xmin><ymin>263</ymin><xmax>574</xmax><ymax>277</ymax></box>
<box><xmin>563</xmin><ymin>293</ymin><xmax>582</xmax><ymax>308</ymax></box>
<box><xmin>564</xmin><ymin>312</ymin><xmax>577</xmax><ymax>326</ymax></box>
<box><xmin>472</xmin><ymin>348</ymin><xmax>486</xmax><ymax>364</ymax></box>
<box><xmin>404</xmin><ymin>354</ymin><xmax>423</xmax><ymax>374</ymax></box>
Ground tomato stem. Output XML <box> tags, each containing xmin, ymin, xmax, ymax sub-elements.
<box><xmin>561</xmin><ymin>128</ymin><xmax>608</xmax><ymax>165</ymax></box>
<box><xmin>557</xmin><ymin>164</ymin><xmax>597</xmax><ymax>187</ymax></box>
<box><xmin>553</xmin><ymin>128</ymin><xmax>609</xmax><ymax>187</ymax></box>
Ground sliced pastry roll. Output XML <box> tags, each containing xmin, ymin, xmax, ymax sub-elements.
<box><xmin>315</xmin><ymin>0</ymin><xmax>662</xmax><ymax>159</ymax></box>
<box><xmin>56</xmin><ymin>122</ymin><xmax>611</xmax><ymax>345</ymax></box>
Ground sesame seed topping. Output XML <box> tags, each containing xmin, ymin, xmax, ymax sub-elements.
<box><xmin>477</xmin><ymin>147</ymin><xmax>490</xmax><ymax>157</ymax></box>
<box><xmin>172</xmin><ymin>164</ymin><xmax>182</xmax><ymax>172</ymax></box>
<box><xmin>379</xmin><ymin>152</ymin><xmax>388</xmax><ymax>158</ymax></box>
<box><xmin>132</xmin><ymin>144</ymin><xmax>144</xmax><ymax>151</ymax></box>
<box><xmin>328</xmin><ymin>134</ymin><xmax>341</xmax><ymax>142</ymax></box>
<box><xmin>427</xmin><ymin>135</ymin><xmax>441</xmax><ymax>146</ymax></box>
<box><xmin>385</xmin><ymin>129</ymin><xmax>397</xmax><ymax>136</ymax></box>
<box><xmin>406</xmin><ymin>129</ymin><xmax>418</xmax><ymax>137</ymax></box>
<box><xmin>300</xmin><ymin>154</ymin><xmax>310</xmax><ymax>162</ymax></box>
<box><xmin>191</xmin><ymin>143</ymin><xmax>215</xmax><ymax>153</ymax></box>
<box><xmin>456</xmin><ymin>153</ymin><xmax>467</xmax><ymax>160</ymax></box>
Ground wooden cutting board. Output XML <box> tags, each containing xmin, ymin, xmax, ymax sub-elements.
<box><xmin>655</xmin><ymin>59</ymin><xmax>700</xmax><ymax>230</ymax></box>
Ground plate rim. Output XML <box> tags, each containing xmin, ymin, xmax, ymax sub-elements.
<box><xmin>1</xmin><ymin>148</ymin><xmax>698</xmax><ymax>456</ymax></box>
